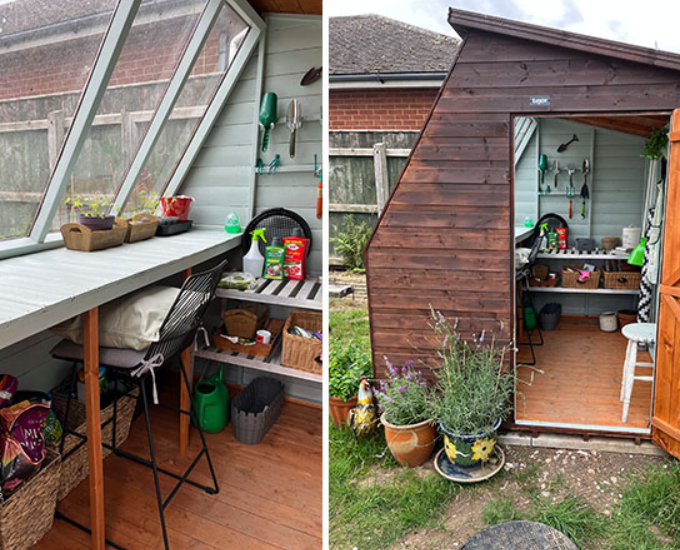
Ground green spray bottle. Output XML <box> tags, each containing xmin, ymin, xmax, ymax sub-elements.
<box><xmin>243</xmin><ymin>228</ymin><xmax>266</xmax><ymax>278</ymax></box>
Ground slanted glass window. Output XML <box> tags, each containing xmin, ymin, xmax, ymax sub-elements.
<box><xmin>53</xmin><ymin>0</ymin><xmax>206</xmax><ymax>230</ymax></box>
<box><xmin>122</xmin><ymin>4</ymin><xmax>249</xmax><ymax>213</ymax></box>
<box><xmin>0</xmin><ymin>0</ymin><xmax>119</xmax><ymax>240</ymax></box>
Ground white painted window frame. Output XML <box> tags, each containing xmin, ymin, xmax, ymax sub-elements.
<box><xmin>0</xmin><ymin>0</ymin><xmax>265</xmax><ymax>260</ymax></box>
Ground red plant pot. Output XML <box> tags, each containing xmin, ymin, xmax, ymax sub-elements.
<box><xmin>160</xmin><ymin>196</ymin><xmax>194</xmax><ymax>221</ymax></box>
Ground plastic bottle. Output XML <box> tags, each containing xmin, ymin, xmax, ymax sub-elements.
<box><xmin>263</xmin><ymin>237</ymin><xmax>285</xmax><ymax>280</ymax></box>
<box><xmin>283</xmin><ymin>227</ymin><xmax>309</xmax><ymax>280</ymax></box>
<box><xmin>539</xmin><ymin>223</ymin><xmax>549</xmax><ymax>252</ymax></box>
<box><xmin>243</xmin><ymin>228</ymin><xmax>266</xmax><ymax>278</ymax></box>
<box><xmin>225</xmin><ymin>212</ymin><xmax>241</xmax><ymax>234</ymax></box>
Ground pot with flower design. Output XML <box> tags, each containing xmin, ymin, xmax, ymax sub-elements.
<box><xmin>329</xmin><ymin>338</ymin><xmax>372</xmax><ymax>429</ymax></box>
<box><xmin>376</xmin><ymin>358</ymin><xmax>436</xmax><ymax>467</ymax></box>
<box><xmin>428</xmin><ymin>311</ymin><xmax>514</xmax><ymax>470</ymax></box>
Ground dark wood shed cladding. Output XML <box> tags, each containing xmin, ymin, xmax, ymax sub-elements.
<box><xmin>365</xmin><ymin>9</ymin><xmax>680</xmax><ymax>381</ymax></box>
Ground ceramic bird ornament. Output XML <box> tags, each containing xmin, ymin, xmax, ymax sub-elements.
<box><xmin>348</xmin><ymin>376</ymin><xmax>378</xmax><ymax>437</ymax></box>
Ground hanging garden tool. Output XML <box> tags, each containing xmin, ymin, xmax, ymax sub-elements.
<box><xmin>300</xmin><ymin>66</ymin><xmax>322</xmax><ymax>86</ymax></box>
<box><xmin>552</xmin><ymin>159</ymin><xmax>559</xmax><ymax>189</ymax></box>
<box><xmin>315</xmin><ymin>154</ymin><xmax>322</xmax><ymax>219</ymax></box>
<box><xmin>557</xmin><ymin>134</ymin><xmax>579</xmax><ymax>153</ymax></box>
<box><xmin>566</xmin><ymin>165</ymin><xmax>576</xmax><ymax>218</ymax></box>
<box><xmin>580</xmin><ymin>159</ymin><xmax>590</xmax><ymax>219</ymax></box>
<box><xmin>286</xmin><ymin>99</ymin><xmax>301</xmax><ymax>159</ymax></box>
<box><xmin>258</xmin><ymin>92</ymin><xmax>277</xmax><ymax>152</ymax></box>
<box><xmin>268</xmin><ymin>154</ymin><xmax>280</xmax><ymax>175</ymax></box>
<box><xmin>538</xmin><ymin>154</ymin><xmax>548</xmax><ymax>195</ymax></box>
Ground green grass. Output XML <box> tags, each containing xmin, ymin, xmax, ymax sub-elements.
<box><xmin>329</xmin><ymin>423</ymin><xmax>460</xmax><ymax>549</ymax></box>
<box><xmin>329</xmin><ymin>300</ymin><xmax>370</xmax><ymax>347</ymax></box>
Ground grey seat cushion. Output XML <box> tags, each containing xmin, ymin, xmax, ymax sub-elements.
<box><xmin>51</xmin><ymin>339</ymin><xmax>147</xmax><ymax>369</ymax></box>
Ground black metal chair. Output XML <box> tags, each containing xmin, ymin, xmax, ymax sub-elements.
<box><xmin>51</xmin><ymin>260</ymin><xmax>227</xmax><ymax>550</ymax></box>
<box><xmin>516</xmin><ymin>236</ymin><xmax>544</xmax><ymax>366</ymax></box>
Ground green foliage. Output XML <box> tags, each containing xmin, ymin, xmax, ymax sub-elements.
<box><xmin>331</xmin><ymin>214</ymin><xmax>372</xmax><ymax>271</ymax></box>
<box><xmin>126</xmin><ymin>190</ymin><xmax>160</xmax><ymax>219</ymax></box>
<box><xmin>64</xmin><ymin>194</ymin><xmax>111</xmax><ymax>218</ymax></box>
<box><xmin>329</xmin><ymin>338</ymin><xmax>372</xmax><ymax>401</ymax></box>
<box><xmin>643</xmin><ymin>127</ymin><xmax>669</xmax><ymax>160</ymax></box>
<box><xmin>427</xmin><ymin>311</ymin><xmax>514</xmax><ymax>435</ymax></box>
<box><xmin>482</xmin><ymin>496</ymin><xmax>523</xmax><ymax>525</ymax></box>
<box><xmin>374</xmin><ymin>359</ymin><xmax>431</xmax><ymax>426</ymax></box>
<box><xmin>532</xmin><ymin>496</ymin><xmax>607</xmax><ymax>548</ymax></box>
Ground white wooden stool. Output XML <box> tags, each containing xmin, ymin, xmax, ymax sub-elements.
<box><xmin>620</xmin><ymin>323</ymin><xmax>656</xmax><ymax>423</ymax></box>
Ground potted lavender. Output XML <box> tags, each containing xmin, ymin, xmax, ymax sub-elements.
<box><xmin>375</xmin><ymin>358</ymin><xmax>435</xmax><ymax>467</ymax></box>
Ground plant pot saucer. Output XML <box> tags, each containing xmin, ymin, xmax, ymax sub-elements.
<box><xmin>433</xmin><ymin>446</ymin><xmax>505</xmax><ymax>484</ymax></box>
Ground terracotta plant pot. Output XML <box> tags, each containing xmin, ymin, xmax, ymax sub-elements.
<box><xmin>381</xmin><ymin>414</ymin><xmax>436</xmax><ymax>467</ymax></box>
<box><xmin>329</xmin><ymin>396</ymin><xmax>357</xmax><ymax>429</ymax></box>
<box><xmin>79</xmin><ymin>214</ymin><xmax>115</xmax><ymax>231</ymax></box>
<box><xmin>440</xmin><ymin>418</ymin><xmax>501</xmax><ymax>468</ymax></box>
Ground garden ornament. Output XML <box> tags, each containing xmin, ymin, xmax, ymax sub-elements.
<box><xmin>348</xmin><ymin>376</ymin><xmax>378</xmax><ymax>437</ymax></box>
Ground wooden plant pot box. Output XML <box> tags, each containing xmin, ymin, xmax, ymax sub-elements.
<box><xmin>561</xmin><ymin>265</ymin><xmax>601</xmax><ymax>290</ymax></box>
<box><xmin>48</xmin><ymin>384</ymin><xmax>139</xmax><ymax>501</ymax></box>
<box><xmin>61</xmin><ymin>220</ymin><xmax>128</xmax><ymax>252</ymax></box>
<box><xmin>231</xmin><ymin>377</ymin><xmax>285</xmax><ymax>445</ymax></box>
<box><xmin>603</xmin><ymin>270</ymin><xmax>642</xmax><ymax>290</ymax></box>
<box><xmin>121</xmin><ymin>214</ymin><xmax>160</xmax><ymax>243</ymax></box>
<box><xmin>223</xmin><ymin>303</ymin><xmax>268</xmax><ymax>339</ymax></box>
<box><xmin>212</xmin><ymin>318</ymin><xmax>284</xmax><ymax>359</ymax></box>
<box><xmin>0</xmin><ymin>451</ymin><xmax>60</xmax><ymax>550</ymax></box>
<box><xmin>281</xmin><ymin>310</ymin><xmax>322</xmax><ymax>374</ymax></box>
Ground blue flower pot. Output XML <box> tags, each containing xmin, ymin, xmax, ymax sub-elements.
<box><xmin>440</xmin><ymin>418</ymin><xmax>502</xmax><ymax>468</ymax></box>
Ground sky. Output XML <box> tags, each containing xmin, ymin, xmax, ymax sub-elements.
<box><xmin>327</xmin><ymin>0</ymin><xmax>680</xmax><ymax>54</ymax></box>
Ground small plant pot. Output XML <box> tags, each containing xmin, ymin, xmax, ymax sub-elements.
<box><xmin>440</xmin><ymin>418</ymin><xmax>501</xmax><ymax>468</ymax></box>
<box><xmin>79</xmin><ymin>214</ymin><xmax>115</xmax><ymax>231</ymax></box>
<box><xmin>381</xmin><ymin>414</ymin><xmax>436</xmax><ymax>467</ymax></box>
<box><xmin>329</xmin><ymin>395</ymin><xmax>357</xmax><ymax>429</ymax></box>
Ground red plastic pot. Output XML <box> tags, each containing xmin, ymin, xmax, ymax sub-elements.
<box><xmin>160</xmin><ymin>196</ymin><xmax>194</xmax><ymax>221</ymax></box>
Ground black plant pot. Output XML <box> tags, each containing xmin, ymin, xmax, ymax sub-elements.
<box><xmin>79</xmin><ymin>214</ymin><xmax>115</xmax><ymax>231</ymax></box>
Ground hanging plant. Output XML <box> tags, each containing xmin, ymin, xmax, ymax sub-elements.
<box><xmin>642</xmin><ymin>126</ymin><xmax>669</xmax><ymax>160</ymax></box>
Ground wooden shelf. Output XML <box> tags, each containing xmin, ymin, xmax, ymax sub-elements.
<box><xmin>216</xmin><ymin>277</ymin><xmax>322</xmax><ymax>310</ymax></box>
<box><xmin>195</xmin><ymin>341</ymin><xmax>322</xmax><ymax>383</ymax></box>
<box><xmin>537</xmin><ymin>249</ymin><xmax>630</xmax><ymax>260</ymax></box>
<box><xmin>255</xmin><ymin>164</ymin><xmax>317</xmax><ymax>174</ymax></box>
<box><xmin>527</xmin><ymin>286</ymin><xmax>640</xmax><ymax>295</ymax></box>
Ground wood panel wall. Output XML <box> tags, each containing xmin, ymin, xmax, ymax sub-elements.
<box><xmin>366</xmin><ymin>28</ymin><xmax>680</xmax><ymax>380</ymax></box>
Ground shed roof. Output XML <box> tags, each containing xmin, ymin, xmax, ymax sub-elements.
<box><xmin>330</xmin><ymin>14</ymin><xmax>459</xmax><ymax>76</ymax></box>
<box><xmin>449</xmin><ymin>8</ymin><xmax>680</xmax><ymax>72</ymax></box>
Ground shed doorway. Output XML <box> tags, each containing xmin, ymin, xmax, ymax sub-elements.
<box><xmin>512</xmin><ymin>113</ymin><xmax>670</xmax><ymax>436</ymax></box>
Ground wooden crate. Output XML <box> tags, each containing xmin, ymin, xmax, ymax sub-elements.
<box><xmin>212</xmin><ymin>318</ymin><xmax>284</xmax><ymax>359</ymax></box>
<box><xmin>61</xmin><ymin>220</ymin><xmax>127</xmax><ymax>252</ymax></box>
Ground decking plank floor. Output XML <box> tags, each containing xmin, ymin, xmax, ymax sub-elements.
<box><xmin>516</xmin><ymin>318</ymin><xmax>653</xmax><ymax>432</ymax></box>
<box><xmin>32</xmin><ymin>376</ymin><xmax>322</xmax><ymax>550</ymax></box>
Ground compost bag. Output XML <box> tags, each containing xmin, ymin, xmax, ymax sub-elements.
<box><xmin>0</xmin><ymin>393</ymin><xmax>51</xmax><ymax>494</ymax></box>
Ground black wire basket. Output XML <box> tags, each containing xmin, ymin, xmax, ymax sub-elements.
<box><xmin>241</xmin><ymin>208</ymin><xmax>312</xmax><ymax>257</ymax></box>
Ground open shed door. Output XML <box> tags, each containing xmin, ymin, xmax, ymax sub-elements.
<box><xmin>652</xmin><ymin>109</ymin><xmax>680</xmax><ymax>458</ymax></box>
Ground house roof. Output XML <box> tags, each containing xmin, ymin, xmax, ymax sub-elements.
<box><xmin>449</xmin><ymin>8</ymin><xmax>680</xmax><ymax>72</ymax></box>
<box><xmin>330</xmin><ymin>14</ymin><xmax>459</xmax><ymax>76</ymax></box>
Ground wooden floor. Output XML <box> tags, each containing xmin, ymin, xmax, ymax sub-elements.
<box><xmin>516</xmin><ymin>318</ymin><xmax>653</xmax><ymax>432</ymax></box>
<box><xmin>32</xmin><ymin>377</ymin><xmax>322</xmax><ymax>550</ymax></box>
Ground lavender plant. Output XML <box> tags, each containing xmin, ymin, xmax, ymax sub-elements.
<box><xmin>428</xmin><ymin>310</ymin><xmax>514</xmax><ymax>435</ymax></box>
<box><xmin>374</xmin><ymin>358</ymin><xmax>432</xmax><ymax>426</ymax></box>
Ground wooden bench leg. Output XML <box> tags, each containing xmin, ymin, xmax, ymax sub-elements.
<box><xmin>179</xmin><ymin>268</ymin><xmax>193</xmax><ymax>455</ymax></box>
<box><xmin>83</xmin><ymin>308</ymin><xmax>106</xmax><ymax>550</ymax></box>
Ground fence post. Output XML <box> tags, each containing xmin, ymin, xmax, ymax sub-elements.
<box><xmin>373</xmin><ymin>142</ymin><xmax>389</xmax><ymax>215</ymax></box>
<box><xmin>47</xmin><ymin>110</ymin><xmax>65</xmax><ymax>171</ymax></box>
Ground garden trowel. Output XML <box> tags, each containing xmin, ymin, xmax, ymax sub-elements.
<box><xmin>286</xmin><ymin>99</ymin><xmax>301</xmax><ymax>158</ymax></box>
<box><xmin>258</xmin><ymin>92</ymin><xmax>277</xmax><ymax>152</ymax></box>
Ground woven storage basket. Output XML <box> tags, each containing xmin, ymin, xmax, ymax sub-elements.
<box><xmin>0</xmin><ymin>450</ymin><xmax>60</xmax><ymax>550</ymax></box>
<box><xmin>224</xmin><ymin>303</ymin><xmax>267</xmax><ymax>339</ymax></box>
<box><xmin>601</xmin><ymin>236</ymin><xmax>621</xmax><ymax>251</ymax></box>
<box><xmin>49</xmin><ymin>385</ymin><xmax>138</xmax><ymax>501</ymax></box>
<box><xmin>561</xmin><ymin>265</ymin><xmax>601</xmax><ymax>290</ymax></box>
<box><xmin>231</xmin><ymin>378</ymin><xmax>285</xmax><ymax>445</ymax></box>
<box><xmin>281</xmin><ymin>311</ymin><xmax>322</xmax><ymax>373</ymax></box>
<box><xmin>603</xmin><ymin>270</ymin><xmax>642</xmax><ymax>290</ymax></box>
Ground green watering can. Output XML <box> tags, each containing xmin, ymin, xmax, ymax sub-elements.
<box><xmin>192</xmin><ymin>365</ymin><xmax>229</xmax><ymax>433</ymax></box>
<box><xmin>259</xmin><ymin>92</ymin><xmax>277</xmax><ymax>152</ymax></box>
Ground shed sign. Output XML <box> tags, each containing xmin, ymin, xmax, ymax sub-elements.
<box><xmin>530</xmin><ymin>95</ymin><xmax>551</xmax><ymax>106</ymax></box>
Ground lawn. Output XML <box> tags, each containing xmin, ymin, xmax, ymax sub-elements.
<box><xmin>329</xmin><ymin>296</ymin><xmax>680</xmax><ymax>550</ymax></box>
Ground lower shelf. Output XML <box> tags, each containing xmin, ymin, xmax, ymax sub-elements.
<box><xmin>195</xmin><ymin>341</ymin><xmax>322</xmax><ymax>383</ymax></box>
<box><xmin>528</xmin><ymin>286</ymin><xmax>640</xmax><ymax>295</ymax></box>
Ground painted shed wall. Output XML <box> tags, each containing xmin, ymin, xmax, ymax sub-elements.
<box><xmin>366</xmin><ymin>27</ymin><xmax>680</xmax><ymax>380</ymax></box>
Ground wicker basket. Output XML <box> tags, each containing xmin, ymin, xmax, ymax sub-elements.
<box><xmin>224</xmin><ymin>303</ymin><xmax>268</xmax><ymax>339</ymax></box>
<box><xmin>529</xmin><ymin>274</ymin><xmax>559</xmax><ymax>287</ymax></box>
<box><xmin>561</xmin><ymin>265</ymin><xmax>601</xmax><ymax>290</ymax></box>
<box><xmin>0</xmin><ymin>450</ymin><xmax>60</xmax><ymax>550</ymax></box>
<box><xmin>281</xmin><ymin>311</ymin><xmax>322</xmax><ymax>373</ymax></box>
<box><xmin>601</xmin><ymin>236</ymin><xmax>621</xmax><ymax>251</ymax></box>
<box><xmin>603</xmin><ymin>270</ymin><xmax>642</xmax><ymax>290</ymax></box>
<box><xmin>48</xmin><ymin>384</ymin><xmax>138</xmax><ymax>501</ymax></box>
<box><xmin>531</xmin><ymin>264</ymin><xmax>550</xmax><ymax>280</ymax></box>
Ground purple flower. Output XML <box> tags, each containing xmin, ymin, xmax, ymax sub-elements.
<box><xmin>405</xmin><ymin>373</ymin><xmax>412</xmax><ymax>381</ymax></box>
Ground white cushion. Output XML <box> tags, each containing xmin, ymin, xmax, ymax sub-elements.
<box><xmin>52</xmin><ymin>286</ymin><xmax>180</xmax><ymax>351</ymax></box>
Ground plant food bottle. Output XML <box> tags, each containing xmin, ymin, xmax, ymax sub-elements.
<box><xmin>243</xmin><ymin>228</ymin><xmax>266</xmax><ymax>278</ymax></box>
<box><xmin>263</xmin><ymin>237</ymin><xmax>285</xmax><ymax>280</ymax></box>
<box><xmin>283</xmin><ymin>227</ymin><xmax>309</xmax><ymax>280</ymax></box>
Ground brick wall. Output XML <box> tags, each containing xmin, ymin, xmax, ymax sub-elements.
<box><xmin>329</xmin><ymin>88</ymin><xmax>439</xmax><ymax>131</ymax></box>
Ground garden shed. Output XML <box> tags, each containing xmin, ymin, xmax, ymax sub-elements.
<box><xmin>0</xmin><ymin>0</ymin><xmax>321</xmax><ymax>549</ymax></box>
<box><xmin>365</xmin><ymin>8</ymin><xmax>680</xmax><ymax>456</ymax></box>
